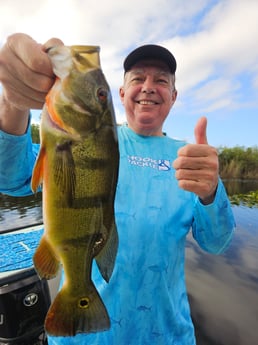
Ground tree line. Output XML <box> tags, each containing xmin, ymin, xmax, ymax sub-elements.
<box><xmin>31</xmin><ymin>124</ymin><xmax>258</xmax><ymax>180</ymax></box>
<box><xmin>31</xmin><ymin>124</ymin><xmax>40</xmax><ymax>143</ymax></box>
<box><xmin>218</xmin><ymin>146</ymin><xmax>258</xmax><ymax>179</ymax></box>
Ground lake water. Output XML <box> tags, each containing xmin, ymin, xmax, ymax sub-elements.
<box><xmin>0</xmin><ymin>179</ymin><xmax>258</xmax><ymax>232</ymax></box>
<box><xmin>0</xmin><ymin>192</ymin><xmax>43</xmax><ymax>232</ymax></box>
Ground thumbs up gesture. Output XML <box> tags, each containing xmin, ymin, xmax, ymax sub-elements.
<box><xmin>173</xmin><ymin>117</ymin><xmax>219</xmax><ymax>204</ymax></box>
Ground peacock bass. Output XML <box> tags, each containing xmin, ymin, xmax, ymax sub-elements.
<box><xmin>31</xmin><ymin>45</ymin><xmax>119</xmax><ymax>337</ymax></box>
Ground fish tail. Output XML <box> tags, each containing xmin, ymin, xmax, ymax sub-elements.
<box><xmin>45</xmin><ymin>281</ymin><xmax>110</xmax><ymax>336</ymax></box>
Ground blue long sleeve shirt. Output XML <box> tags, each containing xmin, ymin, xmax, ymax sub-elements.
<box><xmin>0</xmin><ymin>123</ymin><xmax>235</xmax><ymax>345</ymax></box>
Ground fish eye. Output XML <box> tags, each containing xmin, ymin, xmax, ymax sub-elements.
<box><xmin>97</xmin><ymin>88</ymin><xmax>108</xmax><ymax>103</ymax></box>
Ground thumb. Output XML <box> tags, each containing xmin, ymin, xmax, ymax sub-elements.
<box><xmin>194</xmin><ymin>116</ymin><xmax>208</xmax><ymax>144</ymax></box>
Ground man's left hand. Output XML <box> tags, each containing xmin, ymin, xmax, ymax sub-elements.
<box><xmin>173</xmin><ymin>116</ymin><xmax>219</xmax><ymax>204</ymax></box>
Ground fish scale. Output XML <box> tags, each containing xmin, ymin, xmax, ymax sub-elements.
<box><xmin>31</xmin><ymin>45</ymin><xmax>119</xmax><ymax>337</ymax></box>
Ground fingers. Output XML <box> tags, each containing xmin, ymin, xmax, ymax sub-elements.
<box><xmin>0</xmin><ymin>33</ymin><xmax>60</xmax><ymax>110</ymax></box>
<box><xmin>174</xmin><ymin>161</ymin><xmax>219</xmax><ymax>202</ymax></box>
<box><xmin>174</xmin><ymin>151</ymin><xmax>218</xmax><ymax>170</ymax></box>
<box><xmin>6</xmin><ymin>33</ymin><xmax>54</xmax><ymax>78</ymax></box>
<box><xmin>174</xmin><ymin>157</ymin><xmax>218</xmax><ymax>184</ymax></box>
<box><xmin>177</xmin><ymin>143</ymin><xmax>217</xmax><ymax>158</ymax></box>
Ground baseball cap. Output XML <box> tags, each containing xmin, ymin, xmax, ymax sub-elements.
<box><xmin>123</xmin><ymin>44</ymin><xmax>177</xmax><ymax>74</ymax></box>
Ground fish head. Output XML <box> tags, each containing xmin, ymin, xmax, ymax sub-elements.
<box><xmin>48</xmin><ymin>45</ymin><xmax>101</xmax><ymax>78</ymax></box>
<box><xmin>45</xmin><ymin>45</ymin><xmax>116</xmax><ymax>138</ymax></box>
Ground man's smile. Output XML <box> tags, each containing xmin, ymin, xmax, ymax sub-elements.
<box><xmin>136</xmin><ymin>100</ymin><xmax>159</xmax><ymax>105</ymax></box>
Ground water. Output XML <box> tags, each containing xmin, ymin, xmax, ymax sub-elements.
<box><xmin>0</xmin><ymin>179</ymin><xmax>258</xmax><ymax>232</ymax></box>
<box><xmin>185</xmin><ymin>180</ymin><xmax>258</xmax><ymax>345</ymax></box>
<box><xmin>223</xmin><ymin>179</ymin><xmax>258</xmax><ymax>195</ymax></box>
<box><xmin>0</xmin><ymin>193</ymin><xmax>43</xmax><ymax>232</ymax></box>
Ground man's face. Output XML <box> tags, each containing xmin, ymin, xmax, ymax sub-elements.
<box><xmin>119</xmin><ymin>59</ymin><xmax>177</xmax><ymax>136</ymax></box>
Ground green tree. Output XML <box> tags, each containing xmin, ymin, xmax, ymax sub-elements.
<box><xmin>218</xmin><ymin>146</ymin><xmax>258</xmax><ymax>179</ymax></box>
<box><xmin>31</xmin><ymin>124</ymin><xmax>40</xmax><ymax>143</ymax></box>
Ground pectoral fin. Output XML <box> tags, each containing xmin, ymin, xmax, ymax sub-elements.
<box><xmin>31</xmin><ymin>147</ymin><xmax>46</xmax><ymax>193</ymax></box>
<box><xmin>54</xmin><ymin>142</ymin><xmax>76</xmax><ymax>207</ymax></box>
<box><xmin>95</xmin><ymin>221</ymin><xmax>118</xmax><ymax>283</ymax></box>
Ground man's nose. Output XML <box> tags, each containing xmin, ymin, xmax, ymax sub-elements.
<box><xmin>141</xmin><ymin>78</ymin><xmax>156</xmax><ymax>94</ymax></box>
<box><xmin>142</xmin><ymin>88</ymin><xmax>155</xmax><ymax>94</ymax></box>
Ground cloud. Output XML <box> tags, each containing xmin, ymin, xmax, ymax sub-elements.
<box><xmin>153</xmin><ymin>0</ymin><xmax>258</xmax><ymax>127</ymax></box>
<box><xmin>163</xmin><ymin>0</ymin><xmax>258</xmax><ymax>90</ymax></box>
<box><xmin>1</xmin><ymin>0</ymin><xmax>257</xmax><ymax>90</ymax></box>
<box><xmin>0</xmin><ymin>0</ymin><xmax>258</xmax><ymax>146</ymax></box>
<box><xmin>189</xmin><ymin>78</ymin><xmax>241</xmax><ymax>114</ymax></box>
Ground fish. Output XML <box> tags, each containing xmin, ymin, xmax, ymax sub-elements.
<box><xmin>31</xmin><ymin>45</ymin><xmax>119</xmax><ymax>337</ymax></box>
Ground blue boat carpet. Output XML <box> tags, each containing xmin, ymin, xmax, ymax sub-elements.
<box><xmin>0</xmin><ymin>228</ymin><xmax>43</xmax><ymax>272</ymax></box>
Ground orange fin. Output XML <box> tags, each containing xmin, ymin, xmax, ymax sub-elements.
<box><xmin>46</xmin><ymin>90</ymin><xmax>66</xmax><ymax>130</ymax></box>
<box><xmin>31</xmin><ymin>147</ymin><xmax>45</xmax><ymax>193</ymax></box>
<box><xmin>95</xmin><ymin>221</ymin><xmax>118</xmax><ymax>283</ymax></box>
<box><xmin>45</xmin><ymin>281</ymin><xmax>110</xmax><ymax>336</ymax></box>
<box><xmin>33</xmin><ymin>236</ymin><xmax>61</xmax><ymax>279</ymax></box>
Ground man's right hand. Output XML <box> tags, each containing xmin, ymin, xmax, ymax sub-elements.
<box><xmin>0</xmin><ymin>33</ymin><xmax>63</xmax><ymax>134</ymax></box>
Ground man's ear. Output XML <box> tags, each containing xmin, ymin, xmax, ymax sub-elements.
<box><xmin>171</xmin><ymin>89</ymin><xmax>177</xmax><ymax>105</ymax></box>
<box><xmin>119</xmin><ymin>86</ymin><xmax>125</xmax><ymax>104</ymax></box>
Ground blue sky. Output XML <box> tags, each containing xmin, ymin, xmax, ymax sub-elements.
<box><xmin>0</xmin><ymin>0</ymin><xmax>257</xmax><ymax>148</ymax></box>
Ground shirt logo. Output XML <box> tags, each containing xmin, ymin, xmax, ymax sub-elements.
<box><xmin>128</xmin><ymin>155</ymin><xmax>171</xmax><ymax>171</ymax></box>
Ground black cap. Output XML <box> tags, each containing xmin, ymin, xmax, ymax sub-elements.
<box><xmin>123</xmin><ymin>44</ymin><xmax>177</xmax><ymax>74</ymax></box>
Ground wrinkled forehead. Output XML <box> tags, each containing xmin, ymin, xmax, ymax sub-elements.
<box><xmin>127</xmin><ymin>59</ymin><xmax>172</xmax><ymax>75</ymax></box>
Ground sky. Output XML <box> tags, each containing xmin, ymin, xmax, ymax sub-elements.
<box><xmin>0</xmin><ymin>0</ymin><xmax>258</xmax><ymax>148</ymax></box>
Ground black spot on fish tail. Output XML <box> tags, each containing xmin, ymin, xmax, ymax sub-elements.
<box><xmin>54</xmin><ymin>141</ymin><xmax>76</xmax><ymax>207</ymax></box>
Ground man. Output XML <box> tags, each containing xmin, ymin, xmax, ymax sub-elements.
<box><xmin>0</xmin><ymin>34</ymin><xmax>235</xmax><ymax>344</ymax></box>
